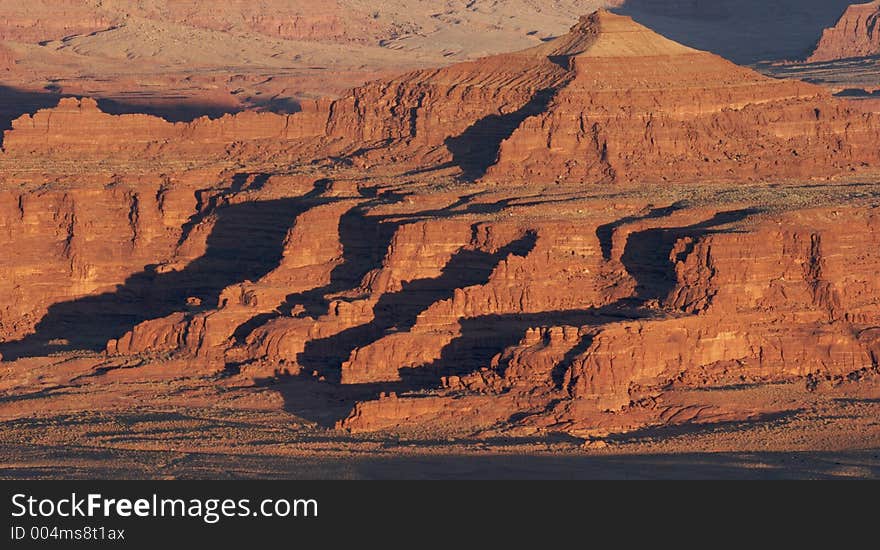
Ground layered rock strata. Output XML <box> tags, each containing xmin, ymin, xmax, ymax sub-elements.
<box><xmin>487</xmin><ymin>11</ymin><xmax>880</xmax><ymax>184</ymax></box>
<box><xmin>1</xmin><ymin>10</ymin><xmax>880</xmax><ymax>440</ymax></box>
<box><xmin>809</xmin><ymin>1</ymin><xmax>880</xmax><ymax>62</ymax></box>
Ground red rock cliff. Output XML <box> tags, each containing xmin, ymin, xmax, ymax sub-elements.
<box><xmin>486</xmin><ymin>10</ymin><xmax>880</xmax><ymax>184</ymax></box>
<box><xmin>809</xmin><ymin>1</ymin><xmax>880</xmax><ymax>62</ymax></box>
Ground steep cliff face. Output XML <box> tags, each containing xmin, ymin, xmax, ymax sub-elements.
<box><xmin>8</xmin><ymin>14</ymin><xmax>880</xmax><ymax>185</ymax></box>
<box><xmin>809</xmin><ymin>1</ymin><xmax>880</xmax><ymax>62</ymax></box>
<box><xmin>0</xmin><ymin>0</ymin><xmax>117</xmax><ymax>43</ymax></box>
<box><xmin>0</xmin><ymin>62</ymin><xmax>566</xmax><ymax>178</ymax></box>
<box><xmin>0</xmin><ymin>179</ymin><xmax>198</xmax><ymax>343</ymax></box>
<box><xmin>564</xmin><ymin>209</ymin><xmax>880</xmax><ymax>410</ymax></box>
<box><xmin>340</xmin><ymin>205</ymin><xmax>880</xmax><ymax>433</ymax></box>
<box><xmin>486</xmin><ymin>11</ymin><xmax>880</xmax><ymax>184</ymax></box>
<box><xmin>2</xmin><ymin>10</ymin><xmax>880</xmax><ymax>444</ymax></box>
<box><xmin>109</xmin><ymin>197</ymin><xmax>357</xmax><ymax>363</ymax></box>
<box><xmin>320</xmin><ymin>54</ymin><xmax>572</xmax><ymax>172</ymax></box>
<box><xmin>1</xmin><ymin>97</ymin><xmax>332</xmax><ymax>158</ymax></box>
<box><xmin>304</xmin><ymin>10</ymin><xmax>880</xmax><ymax>183</ymax></box>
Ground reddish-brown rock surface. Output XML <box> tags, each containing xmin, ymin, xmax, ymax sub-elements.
<box><xmin>1</xmin><ymin>9</ymin><xmax>880</xmax><ymax>477</ymax></box>
<box><xmin>0</xmin><ymin>1</ymin><xmax>116</xmax><ymax>43</ymax></box>
<box><xmin>14</xmin><ymin>12</ymin><xmax>873</xmax><ymax>187</ymax></box>
<box><xmin>809</xmin><ymin>1</ymin><xmax>880</xmax><ymax>62</ymax></box>
<box><xmin>0</xmin><ymin>1</ymin><xmax>620</xmax><ymax>123</ymax></box>
<box><xmin>487</xmin><ymin>11</ymin><xmax>880</xmax><ymax>184</ymax></box>
<box><xmin>0</xmin><ymin>43</ymin><xmax>15</xmax><ymax>72</ymax></box>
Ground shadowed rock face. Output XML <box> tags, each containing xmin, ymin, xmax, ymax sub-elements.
<box><xmin>1</xmin><ymin>10</ymin><xmax>880</xmax><ymax>447</ymax></box>
<box><xmin>485</xmin><ymin>11</ymin><xmax>880</xmax><ymax>184</ymax></box>
<box><xmin>809</xmin><ymin>1</ymin><xmax>880</xmax><ymax>62</ymax></box>
<box><xmin>0</xmin><ymin>196</ymin><xmax>321</xmax><ymax>360</ymax></box>
<box><xmin>6</xmin><ymin>12</ymin><xmax>879</xmax><ymax>184</ymax></box>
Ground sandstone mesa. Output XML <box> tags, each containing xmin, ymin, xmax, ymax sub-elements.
<box><xmin>1</xmin><ymin>9</ymin><xmax>880</xmax><ymax>455</ymax></box>
<box><xmin>809</xmin><ymin>1</ymin><xmax>880</xmax><ymax>62</ymax></box>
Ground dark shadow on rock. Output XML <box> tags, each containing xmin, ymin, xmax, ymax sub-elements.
<box><xmin>229</xmin><ymin>172</ymin><xmax>272</xmax><ymax>193</ymax></box>
<box><xmin>230</xmin><ymin>196</ymin><xmax>403</xmax><ymax>343</ymax></box>
<box><xmin>596</xmin><ymin>201</ymin><xmax>690</xmax><ymax>261</ymax></box>
<box><xmin>95</xmin><ymin>98</ymin><xmax>243</xmax><ymax>123</ymax></box>
<box><xmin>445</xmin><ymin>88</ymin><xmax>556</xmax><ymax>180</ymax></box>
<box><xmin>252</xmin><ymin>376</ymin><xmax>406</xmax><ymax>429</ymax></box>
<box><xmin>284</xmin><ymin>204</ymin><xmax>397</xmax><ymax>318</ymax></box>
<box><xmin>552</xmin><ymin>333</ymin><xmax>596</xmax><ymax>388</ymax></box>
<box><xmin>403</xmin><ymin>305</ymin><xmax>649</xmax><ymax>389</ymax></box>
<box><xmin>99</xmin><ymin>95</ymin><xmax>301</xmax><ymax>122</ymax></box>
<box><xmin>620</xmin><ymin>208</ymin><xmax>761</xmax><ymax>303</ymax></box>
<box><xmin>835</xmin><ymin>87</ymin><xmax>880</xmax><ymax>98</ymax></box>
<box><xmin>296</xmin><ymin>231</ymin><xmax>539</xmax><ymax>383</ymax></box>
<box><xmin>177</xmin><ymin>172</ymin><xmax>291</xmax><ymax>250</ymax></box>
<box><xmin>242</xmin><ymin>95</ymin><xmax>302</xmax><ymax>115</ymax></box>
<box><xmin>232</xmin><ymin>192</ymin><xmax>553</xmax><ymax>343</ymax></box>
<box><xmin>0</xmin><ymin>188</ymin><xmax>327</xmax><ymax>360</ymax></box>
<box><xmin>255</xmin><ymin>197</ymin><xmax>715</xmax><ymax>428</ymax></box>
<box><xmin>238</xmin><ymin>206</ymin><xmax>756</xmax><ymax>430</ymax></box>
<box><xmin>269</xmin><ymin>303</ymin><xmax>649</xmax><ymax>428</ymax></box>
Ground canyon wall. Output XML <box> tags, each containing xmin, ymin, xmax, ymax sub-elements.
<box><xmin>1</xmin><ymin>97</ymin><xmax>332</xmax><ymax>157</ymax></box>
<box><xmin>342</xmin><ymin>206</ymin><xmax>880</xmax><ymax>433</ymax></box>
<box><xmin>0</xmin><ymin>178</ymin><xmax>198</xmax><ymax>343</ymax></box>
<box><xmin>2</xmin><ymin>9</ymin><xmax>880</xmax><ymax>440</ymax></box>
<box><xmin>487</xmin><ymin>11</ymin><xmax>880</xmax><ymax>184</ymax></box>
<box><xmin>809</xmin><ymin>1</ymin><xmax>880</xmax><ymax>62</ymax></box>
<box><xmin>7</xmin><ymin>13</ymin><xmax>880</xmax><ymax>186</ymax></box>
<box><xmin>0</xmin><ymin>0</ymin><xmax>117</xmax><ymax>43</ymax></box>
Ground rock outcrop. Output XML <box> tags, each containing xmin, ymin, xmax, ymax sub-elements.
<box><xmin>809</xmin><ymin>1</ymin><xmax>880</xmax><ymax>62</ymax></box>
<box><xmin>2</xmin><ymin>10</ymin><xmax>880</xmax><ymax>443</ymax></box>
<box><xmin>340</xmin><ymin>205</ymin><xmax>880</xmax><ymax>433</ymax></box>
<box><xmin>0</xmin><ymin>43</ymin><xmax>15</xmax><ymax>71</ymax></box>
<box><xmin>486</xmin><ymin>11</ymin><xmax>880</xmax><ymax>184</ymax></box>
<box><xmin>0</xmin><ymin>0</ymin><xmax>117</xmax><ymax>43</ymax></box>
<box><xmin>8</xmin><ymin>13</ymin><xmax>880</xmax><ymax>186</ymax></box>
<box><xmin>1</xmin><ymin>97</ymin><xmax>331</xmax><ymax>157</ymax></box>
<box><xmin>0</xmin><ymin>178</ymin><xmax>198</xmax><ymax>343</ymax></box>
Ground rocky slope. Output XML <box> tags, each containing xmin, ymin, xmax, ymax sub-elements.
<box><xmin>0</xmin><ymin>0</ymin><xmax>116</xmax><ymax>43</ymax></box>
<box><xmin>9</xmin><ymin>13</ymin><xmax>880</xmax><ymax>184</ymax></box>
<box><xmin>809</xmin><ymin>1</ymin><xmax>880</xmax><ymax>62</ymax></box>
<box><xmin>1</xmin><ymin>10</ymin><xmax>880</xmax><ymax>451</ymax></box>
<box><xmin>338</xmin><ymin>203</ymin><xmax>880</xmax><ymax>434</ymax></box>
<box><xmin>487</xmin><ymin>11</ymin><xmax>880</xmax><ymax>184</ymax></box>
<box><xmin>0</xmin><ymin>1</ymin><xmax>862</xmax><ymax>130</ymax></box>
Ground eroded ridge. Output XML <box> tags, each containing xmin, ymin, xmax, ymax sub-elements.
<box><xmin>1</xmin><ymin>11</ymin><xmax>880</xmax><ymax>457</ymax></box>
<box><xmin>809</xmin><ymin>1</ymin><xmax>880</xmax><ymax>62</ymax></box>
